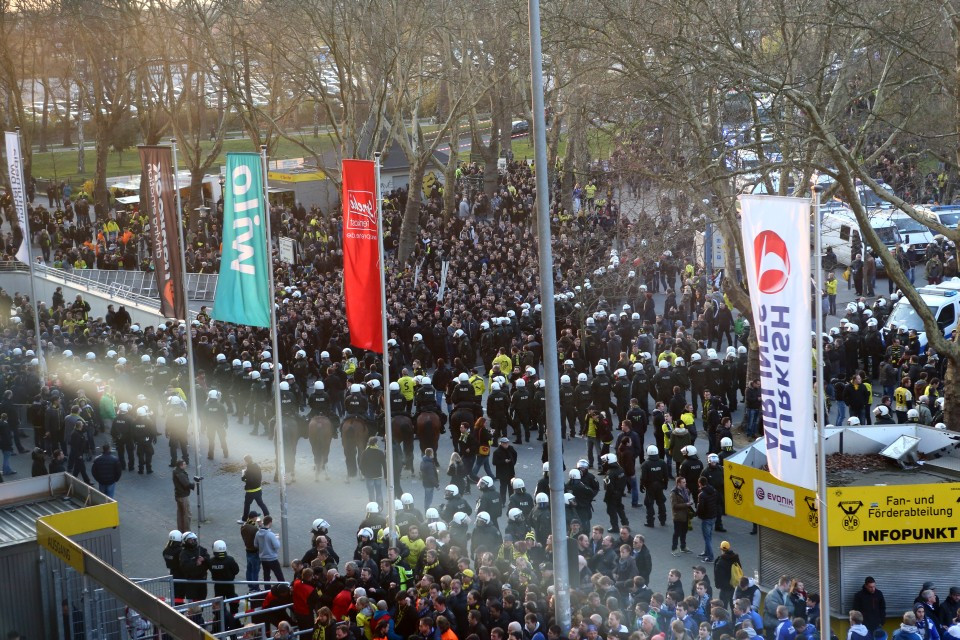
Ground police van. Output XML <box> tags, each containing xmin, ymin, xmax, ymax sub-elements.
<box><xmin>883</xmin><ymin>285</ymin><xmax>960</xmax><ymax>352</ymax></box>
<box><xmin>876</xmin><ymin>210</ymin><xmax>934</xmax><ymax>257</ymax></box>
<box><xmin>917</xmin><ymin>204</ymin><xmax>960</xmax><ymax>231</ymax></box>
<box><xmin>820</xmin><ymin>205</ymin><xmax>901</xmax><ymax>267</ymax></box>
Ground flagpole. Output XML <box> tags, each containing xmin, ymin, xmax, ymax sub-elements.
<box><xmin>261</xmin><ymin>145</ymin><xmax>290</xmax><ymax>564</ymax></box>
<box><xmin>13</xmin><ymin>128</ymin><xmax>45</xmax><ymax>381</ymax></box>
<box><xmin>527</xmin><ymin>0</ymin><xmax>571</xmax><ymax>629</ymax></box>
<box><xmin>170</xmin><ymin>139</ymin><xmax>205</xmax><ymax>525</ymax></box>
<box><xmin>813</xmin><ymin>185</ymin><xmax>831</xmax><ymax>640</ymax></box>
<box><xmin>374</xmin><ymin>152</ymin><xmax>397</xmax><ymax>544</ymax></box>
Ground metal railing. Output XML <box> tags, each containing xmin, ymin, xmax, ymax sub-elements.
<box><xmin>213</xmin><ymin>622</ymin><xmax>267</xmax><ymax>639</ymax></box>
<box><xmin>0</xmin><ymin>261</ymin><xmax>218</xmax><ymax>301</ymax></box>
<box><xmin>0</xmin><ymin>261</ymin><xmax>202</xmax><ymax>319</ymax></box>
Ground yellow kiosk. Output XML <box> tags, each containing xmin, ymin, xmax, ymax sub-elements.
<box><xmin>724</xmin><ymin>424</ymin><xmax>960</xmax><ymax>635</ymax></box>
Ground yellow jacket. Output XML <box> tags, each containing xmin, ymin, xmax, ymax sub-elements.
<box><xmin>398</xmin><ymin>376</ymin><xmax>417</xmax><ymax>401</ymax></box>
<box><xmin>492</xmin><ymin>354</ymin><xmax>512</xmax><ymax>375</ymax></box>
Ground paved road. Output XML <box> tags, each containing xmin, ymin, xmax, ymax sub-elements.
<box><xmin>1</xmin><ymin>263</ymin><xmax>900</xmax><ymax>595</ymax></box>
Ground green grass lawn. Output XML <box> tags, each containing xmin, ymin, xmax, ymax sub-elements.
<box><xmin>28</xmin><ymin>124</ymin><xmax>613</xmax><ymax>185</ymax></box>
<box><xmin>29</xmin><ymin>133</ymin><xmax>339</xmax><ymax>185</ymax></box>
<box><xmin>509</xmin><ymin>127</ymin><xmax>613</xmax><ymax>164</ymax></box>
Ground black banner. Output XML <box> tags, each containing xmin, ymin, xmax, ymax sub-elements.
<box><xmin>138</xmin><ymin>146</ymin><xmax>186</xmax><ymax>320</ymax></box>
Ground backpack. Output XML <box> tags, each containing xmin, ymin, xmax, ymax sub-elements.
<box><xmin>730</xmin><ymin>561</ymin><xmax>743</xmax><ymax>588</ymax></box>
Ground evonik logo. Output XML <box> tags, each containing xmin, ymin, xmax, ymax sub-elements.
<box><xmin>753</xmin><ymin>230</ymin><xmax>790</xmax><ymax>294</ymax></box>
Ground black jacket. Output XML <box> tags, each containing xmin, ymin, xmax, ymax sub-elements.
<box><xmin>242</xmin><ymin>462</ymin><xmax>263</xmax><ymax>491</ymax></box>
<box><xmin>359</xmin><ymin>445</ymin><xmax>386</xmax><ymax>479</ymax></box>
<box><xmin>91</xmin><ymin>453</ymin><xmax>123</xmax><ymax>485</ymax></box>
<box><xmin>696</xmin><ymin>484</ymin><xmax>719</xmax><ymax>520</ymax></box>
<box><xmin>852</xmin><ymin>586</ymin><xmax>886</xmax><ymax>631</ymax></box>
<box><xmin>492</xmin><ymin>445</ymin><xmax>517</xmax><ymax>479</ymax></box>
<box><xmin>173</xmin><ymin>467</ymin><xmax>194</xmax><ymax>498</ymax></box>
<box><xmin>603</xmin><ymin>465</ymin><xmax>627</xmax><ymax>504</ymax></box>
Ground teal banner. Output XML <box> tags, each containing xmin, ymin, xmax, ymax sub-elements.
<box><xmin>212</xmin><ymin>153</ymin><xmax>271</xmax><ymax>327</ymax></box>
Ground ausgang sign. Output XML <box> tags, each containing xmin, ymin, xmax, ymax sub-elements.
<box><xmin>828</xmin><ymin>483</ymin><xmax>960</xmax><ymax>546</ymax></box>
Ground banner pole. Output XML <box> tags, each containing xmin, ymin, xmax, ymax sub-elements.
<box><xmin>261</xmin><ymin>145</ymin><xmax>290</xmax><ymax>564</ymax></box>
<box><xmin>374</xmin><ymin>152</ymin><xmax>397</xmax><ymax>544</ymax></box>
<box><xmin>527</xmin><ymin>0</ymin><xmax>571</xmax><ymax>630</ymax></box>
<box><xmin>170</xmin><ymin>139</ymin><xmax>205</xmax><ymax>525</ymax></box>
<box><xmin>813</xmin><ymin>186</ymin><xmax>831</xmax><ymax>640</ymax></box>
<box><xmin>12</xmin><ymin>128</ymin><xmax>46</xmax><ymax>381</ymax></box>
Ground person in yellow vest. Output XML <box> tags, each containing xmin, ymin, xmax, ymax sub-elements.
<box><xmin>342</xmin><ymin>348</ymin><xmax>358</xmax><ymax>376</ymax></box>
<box><xmin>657</xmin><ymin>348</ymin><xmax>678</xmax><ymax>366</ymax></box>
<box><xmin>825</xmin><ymin>272</ymin><xmax>838</xmax><ymax>316</ymax></box>
<box><xmin>397</xmin><ymin>369</ymin><xmax>417</xmax><ymax>412</ymax></box>
<box><xmin>584</xmin><ymin>182</ymin><xmax>597</xmax><ymax>211</ymax></box>
<box><xmin>469</xmin><ymin>370</ymin><xmax>486</xmax><ymax>399</ymax></box>
<box><xmin>492</xmin><ymin>349</ymin><xmax>512</xmax><ymax>377</ymax></box>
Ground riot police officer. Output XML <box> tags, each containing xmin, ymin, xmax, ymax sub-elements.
<box><xmin>486</xmin><ymin>381</ymin><xmax>510</xmax><ymax>440</ymax></box>
<box><xmin>475</xmin><ymin>476</ymin><xmax>503</xmax><ymax>525</ymax></box>
<box><xmin>209</xmin><ymin>540</ymin><xmax>240</xmax><ymax>612</ymax></box>
<box><xmin>574</xmin><ymin>373</ymin><xmax>593</xmax><ymax>437</ymax></box>
<box><xmin>204</xmin><ymin>389</ymin><xmax>229</xmax><ymax>460</ymax></box>
<box><xmin>510</xmin><ymin>379</ymin><xmax>532</xmax><ymax>444</ymax></box>
<box><xmin>507</xmin><ymin>478</ymin><xmax>534</xmax><ymax>518</ymax></box>
<box><xmin>439</xmin><ymin>484</ymin><xmax>473</xmax><ymax>522</ymax></box>
<box><xmin>133</xmin><ymin>405</ymin><xmax>157</xmax><ymax>474</ymax></box>
<box><xmin>559</xmin><ymin>374</ymin><xmax>577</xmax><ymax>439</ymax></box>
<box><xmin>640</xmin><ymin>444</ymin><xmax>669</xmax><ymax>527</ymax></box>
<box><xmin>602</xmin><ymin>453</ymin><xmax>627</xmax><ymax>532</ymax></box>
<box><xmin>111</xmin><ymin>403</ymin><xmax>135</xmax><ymax>471</ymax></box>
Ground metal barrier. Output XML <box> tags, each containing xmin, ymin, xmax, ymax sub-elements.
<box><xmin>0</xmin><ymin>260</ymin><xmax>218</xmax><ymax>301</ymax></box>
<box><xmin>93</xmin><ymin>575</ymin><xmax>175</xmax><ymax>639</ymax></box>
<box><xmin>174</xmin><ymin>595</ymin><xmax>228</xmax><ymax>634</ymax></box>
<box><xmin>53</xmin><ymin>568</ymin><xmax>180</xmax><ymax>640</ymax></box>
<box><xmin>213</xmin><ymin>622</ymin><xmax>267</xmax><ymax>639</ymax></box>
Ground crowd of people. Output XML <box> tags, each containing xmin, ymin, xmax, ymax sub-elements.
<box><xmin>0</xmin><ymin>157</ymin><xmax>958</xmax><ymax>640</ymax></box>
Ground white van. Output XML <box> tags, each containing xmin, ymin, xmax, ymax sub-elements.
<box><xmin>883</xmin><ymin>286</ymin><xmax>960</xmax><ymax>352</ymax></box>
<box><xmin>820</xmin><ymin>205</ymin><xmax>901</xmax><ymax>266</ymax></box>
<box><xmin>875</xmin><ymin>210</ymin><xmax>934</xmax><ymax>256</ymax></box>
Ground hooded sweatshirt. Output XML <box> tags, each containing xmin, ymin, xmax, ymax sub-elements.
<box><xmin>254</xmin><ymin>526</ymin><xmax>280</xmax><ymax>561</ymax></box>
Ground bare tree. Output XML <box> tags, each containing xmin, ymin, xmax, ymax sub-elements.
<box><xmin>67</xmin><ymin>0</ymin><xmax>138</xmax><ymax>209</ymax></box>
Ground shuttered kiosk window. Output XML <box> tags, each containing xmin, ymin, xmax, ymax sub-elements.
<box><xmin>758</xmin><ymin>527</ymin><xmax>841</xmax><ymax>614</ymax></box>
<box><xmin>759</xmin><ymin>527</ymin><xmax>951</xmax><ymax>618</ymax></box>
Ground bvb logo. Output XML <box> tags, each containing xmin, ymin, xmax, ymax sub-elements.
<box><xmin>838</xmin><ymin>500</ymin><xmax>864</xmax><ymax>531</ymax></box>
<box><xmin>804</xmin><ymin>496</ymin><xmax>819</xmax><ymax>528</ymax></box>
<box><xmin>730</xmin><ymin>476</ymin><xmax>745</xmax><ymax>505</ymax></box>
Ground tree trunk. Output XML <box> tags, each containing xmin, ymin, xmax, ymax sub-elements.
<box><xmin>501</xmin><ymin>118</ymin><xmax>513</xmax><ymax>156</ymax></box>
<box><xmin>483</xmin><ymin>157</ymin><xmax>498</xmax><ymax>200</ymax></box>
<box><xmin>547</xmin><ymin>111</ymin><xmax>562</xmax><ymax>172</ymax></box>
<box><xmin>93</xmin><ymin>122</ymin><xmax>110</xmax><ymax>210</ymax></box>
<box><xmin>561</xmin><ymin>116</ymin><xmax>575</xmax><ymax>214</ymax></box>
<box><xmin>397</xmin><ymin>166</ymin><xmax>425</xmax><ymax>264</ymax></box>
<box><xmin>39</xmin><ymin>82</ymin><xmax>49</xmax><ymax>152</ymax></box>
<box><xmin>62</xmin><ymin>83</ymin><xmax>72</xmax><ymax>147</ymax></box>
<box><xmin>189</xmin><ymin>168</ymin><xmax>205</xmax><ymax>223</ymax></box>
<box><xmin>945</xmin><ymin>336</ymin><xmax>960</xmax><ymax>432</ymax></box>
<box><xmin>442</xmin><ymin>124</ymin><xmax>459</xmax><ymax>223</ymax></box>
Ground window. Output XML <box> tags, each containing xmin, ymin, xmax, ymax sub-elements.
<box><xmin>839</xmin><ymin>225</ymin><xmax>850</xmax><ymax>242</ymax></box>
<box><xmin>937</xmin><ymin>304</ymin><xmax>955</xmax><ymax>332</ymax></box>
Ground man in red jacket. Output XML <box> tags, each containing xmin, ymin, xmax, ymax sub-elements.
<box><xmin>292</xmin><ymin>567</ymin><xmax>321</xmax><ymax>630</ymax></box>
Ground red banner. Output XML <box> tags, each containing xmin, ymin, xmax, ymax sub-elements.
<box><xmin>342</xmin><ymin>159</ymin><xmax>383</xmax><ymax>353</ymax></box>
<box><xmin>139</xmin><ymin>146</ymin><xmax>186</xmax><ymax>320</ymax></box>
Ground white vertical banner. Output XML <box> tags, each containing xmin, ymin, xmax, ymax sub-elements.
<box><xmin>4</xmin><ymin>132</ymin><xmax>31</xmax><ymax>263</ymax></box>
<box><xmin>739</xmin><ymin>194</ymin><xmax>815</xmax><ymax>490</ymax></box>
